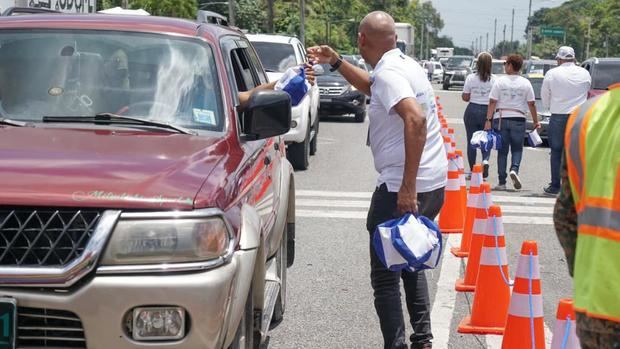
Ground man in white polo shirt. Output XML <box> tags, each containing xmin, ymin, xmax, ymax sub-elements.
<box><xmin>309</xmin><ymin>11</ymin><xmax>447</xmax><ymax>349</ymax></box>
<box><xmin>541</xmin><ymin>46</ymin><xmax>591</xmax><ymax>195</ymax></box>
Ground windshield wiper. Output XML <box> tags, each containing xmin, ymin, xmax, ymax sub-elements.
<box><xmin>0</xmin><ymin>118</ymin><xmax>30</xmax><ymax>127</ymax></box>
<box><xmin>42</xmin><ymin>113</ymin><xmax>196</xmax><ymax>135</ymax></box>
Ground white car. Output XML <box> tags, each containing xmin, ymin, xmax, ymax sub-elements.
<box><xmin>423</xmin><ymin>61</ymin><xmax>444</xmax><ymax>82</ymax></box>
<box><xmin>247</xmin><ymin>34</ymin><xmax>320</xmax><ymax>170</ymax></box>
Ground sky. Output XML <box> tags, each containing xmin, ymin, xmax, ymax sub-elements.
<box><xmin>426</xmin><ymin>0</ymin><xmax>569</xmax><ymax>50</ymax></box>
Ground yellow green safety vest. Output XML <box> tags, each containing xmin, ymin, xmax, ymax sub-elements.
<box><xmin>565</xmin><ymin>85</ymin><xmax>620</xmax><ymax>323</ymax></box>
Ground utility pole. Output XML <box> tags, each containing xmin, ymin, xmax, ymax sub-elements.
<box><xmin>493</xmin><ymin>18</ymin><xmax>497</xmax><ymax>52</ymax></box>
<box><xmin>266</xmin><ymin>0</ymin><xmax>274</xmax><ymax>33</ymax></box>
<box><xmin>475</xmin><ymin>37</ymin><xmax>478</xmax><ymax>55</ymax></box>
<box><xmin>486</xmin><ymin>33</ymin><xmax>489</xmax><ymax>52</ymax></box>
<box><xmin>121</xmin><ymin>0</ymin><xmax>128</xmax><ymax>9</ymax></box>
<box><xmin>228</xmin><ymin>0</ymin><xmax>235</xmax><ymax>26</ymax></box>
<box><xmin>300</xmin><ymin>0</ymin><xmax>305</xmax><ymax>45</ymax></box>
<box><xmin>426</xmin><ymin>29</ymin><xmax>430</xmax><ymax>61</ymax></box>
<box><xmin>510</xmin><ymin>8</ymin><xmax>515</xmax><ymax>53</ymax></box>
<box><xmin>502</xmin><ymin>24</ymin><xmax>506</xmax><ymax>56</ymax></box>
<box><xmin>585</xmin><ymin>18</ymin><xmax>592</xmax><ymax>60</ymax></box>
<box><xmin>527</xmin><ymin>27</ymin><xmax>533</xmax><ymax>60</ymax></box>
<box><xmin>420</xmin><ymin>23</ymin><xmax>425</xmax><ymax>60</ymax></box>
<box><xmin>480</xmin><ymin>35</ymin><xmax>483</xmax><ymax>53</ymax></box>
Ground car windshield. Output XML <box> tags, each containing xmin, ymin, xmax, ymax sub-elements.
<box><xmin>492</xmin><ymin>62</ymin><xmax>505</xmax><ymax>74</ymax></box>
<box><xmin>319</xmin><ymin>63</ymin><xmax>343</xmax><ymax>76</ymax></box>
<box><xmin>0</xmin><ymin>30</ymin><xmax>224</xmax><ymax>131</ymax></box>
<box><xmin>592</xmin><ymin>63</ymin><xmax>620</xmax><ymax>90</ymax></box>
<box><xmin>528</xmin><ymin>62</ymin><xmax>556</xmax><ymax>75</ymax></box>
<box><xmin>251</xmin><ymin>42</ymin><xmax>297</xmax><ymax>72</ymax></box>
<box><xmin>446</xmin><ymin>57</ymin><xmax>472</xmax><ymax>68</ymax></box>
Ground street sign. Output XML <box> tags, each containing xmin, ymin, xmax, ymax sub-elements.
<box><xmin>540</xmin><ymin>26</ymin><xmax>565</xmax><ymax>37</ymax></box>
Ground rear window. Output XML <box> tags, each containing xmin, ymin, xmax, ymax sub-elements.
<box><xmin>492</xmin><ymin>62</ymin><xmax>505</xmax><ymax>74</ymax></box>
<box><xmin>592</xmin><ymin>63</ymin><xmax>620</xmax><ymax>90</ymax></box>
<box><xmin>251</xmin><ymin>42</ymin><xmax>297</xmax><ymax>72</ymax></box>
<box><xmin>529</xmin><ymin>78</ymin><xmax>543</xmax><ymax>99</ymax></box>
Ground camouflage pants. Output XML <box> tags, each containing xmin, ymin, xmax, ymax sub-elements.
<box><xmin>576</xmin><ymin>313</ymin><xmax>620</xmax><ymax>349</ymax></box>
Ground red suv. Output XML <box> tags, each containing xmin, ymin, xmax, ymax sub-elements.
<box><xmin>0</xmin><ymin>13</ymin><xmax>294</xmax><ymax>349</ymax></box>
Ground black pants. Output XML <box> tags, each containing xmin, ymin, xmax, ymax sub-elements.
<box><xmin>366</xmin><ymin>184</ymin><xmax>445</xmax><ymax>349</ymax></box>
<box><xmin>463</xmin><ymin>103</ymin><xmax>491</xmax><ymax>171</ymax></box>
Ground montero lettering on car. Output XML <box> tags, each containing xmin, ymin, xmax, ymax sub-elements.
<box><xmin>0</xmin><ymin>13</ymin><xmax>294</xmax><ymax>349</ymax></box>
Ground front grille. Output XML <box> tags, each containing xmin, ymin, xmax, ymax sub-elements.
<box><xmin>452</xmin><ymin>74</ymin><xmax>465</xmax><ymax>82</ymax></box>
<box><xmin>0</xmin><ymin>209</ymin><xmax>102</xmax><ymax>266</ymax></box>
<box><xmin>319</xmin><ymin>86</ymin><xmax>346</xmax><ymax>96</ymax></box>
<box><xmin>18</xmin><ymin>307</ymin><xmax>86</xmax><ymax>348</ymax></box>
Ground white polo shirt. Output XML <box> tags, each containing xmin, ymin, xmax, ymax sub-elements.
<box><xmin>541</xmin><ymin>62</ymin><xmax>591</xmax><ymax>114</ymax></box>
<box><xmin>368</xmin><ymin>49</ymin><xmax>447</xmax><ymax>193</ymax></box>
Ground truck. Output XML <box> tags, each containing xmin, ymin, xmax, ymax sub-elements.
<box><xmin>436</xmin><ymin>47</ymin><xmax>454</xmax><ymax>66</ymax></box>
<box><xmin>0</xmin><ymin>0</ymin><xmax>97</xmax><ymax>14</ymax></box>
<box><xmin>395</xmin><ymin>22</ymin><xmax>415</xmax><ymax>57</ymax></box>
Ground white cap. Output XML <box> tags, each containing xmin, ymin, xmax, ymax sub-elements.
<box><xmin>555</xmin><ymin>46</ymin><xmax>575</xmax><ymax>60</ymax></box>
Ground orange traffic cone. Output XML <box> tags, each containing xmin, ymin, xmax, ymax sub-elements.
<box><xmin>502</xmin><ymin>241</ymin><xmax>546</xmax><ymax>349</ymax></box>
<box><xmin>451</xmin><ymin>164</ymin><xmax>483</xmax><ymax>258</ymax></box>
<box><xmin>443</xmin><ymin>136</ymin><xmax>451</xmax><ymax>155</ymax></box>
<box><xmin>441</xmin><ymin>121</ymin><xmax>449</xmax><ymax>137</ymax></box>
<box><xmin>458</xmin><ymin>205</ymin><xmax>511</xmax><ymax>334</ymax></box>
<box><xmin>455</xmin><ymin>150</ymin><xmax>467</xmax><ymax>216</ymax></box>
<box><xmin>451</xmin><ymin>141</ymin><xmax>457</xmax><ymax>155</ymax></box>
<box><xmin>439</xmin><ymin>153</ymin><xmax>464</xmax><ymax>234</ymax></box>
<box><xmin>456</xmin><ymin>182</ymin><xmax>492</xmax><ymax>292</ymax></box>
<box><xmin>448</xmin><ymin>128</ymin><xmax>456</xmax><ymax>144</ymax></box>
<box><xmin>551</xmin><ymin>299</ymin><xmax>581</xmax><ymax>349</ymax></box>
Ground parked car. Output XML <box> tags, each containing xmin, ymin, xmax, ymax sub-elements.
<box><xmin>442</xmin><ymin>55</ymin><xmax>474</xmax><ymax>90</ymax></box>
<box><xmin>0</xmin><ymin>12</ymin><xmax>295</xmax><ymax>349</ymax></box>
<box><xmin>492</xmin><ymin>59</ymin><xmax>506</xmax><ymax>75</ymax></box>
<box><xmin>581</xmin><ymin>57</ymin><xmax>620</xmax><ymax>98</ymax></box>
<box><xmin>316</xmin><ymin>55</ymin><xmax>367</xmax><ymax>122</ymax></box>
<box><xmin>524</xmin><ymin>74</ymin><xmax>551</xmax><ymax>145</ymax></box>
<box><xmin>424</xmin><ymin>61</ymin><xmax>444</xmax><ymax>82</ymax></box>
<box><xmin>522</xmin><ymin>59</ymin><xmax>558</xmax><ymax>76</ymax></box>
<box><xmin>247</xmin><ymin>34</ymin><xmax>319</xmax><ymax>170</ymax></box>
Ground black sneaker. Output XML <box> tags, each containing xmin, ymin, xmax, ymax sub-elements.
<box><xmin>482</xmin><ymin>160</ymin><xmax>489</xmax><ymax>179</ymax></box>
<box><xmin>543</xmin><ymin>186</ymin><xmax>560</xmax><ymax>196</ymax></box>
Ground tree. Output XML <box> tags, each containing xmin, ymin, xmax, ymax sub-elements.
<box><xmin>131</xmin><ymin>0</ymin><xmax>197</xmax><ymax>18</ymax></box>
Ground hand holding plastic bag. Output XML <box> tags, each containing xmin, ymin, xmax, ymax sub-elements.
<box><xmin>275</xmin><ymin>66</ymin><xmax>311</xmax><ymax>106</ymax></box>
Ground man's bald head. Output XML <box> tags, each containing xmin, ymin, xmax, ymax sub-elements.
<box><xmin>359</xmin><ymin>11</ymin><xmax>396</xmax><ymax>50</ymax></box>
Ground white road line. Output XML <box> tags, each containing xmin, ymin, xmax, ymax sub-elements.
<box><xmin>296</xmin><ymin>209</ymin><xmax>553</xmax><ymax>225</ymax></box>
<box><xmin>485</xmin><ymin>334</ymin><xmax>503</xmax><ymax>349</ymax></box>
<box><xmin>525</xmin><ymin>147</ymin><xmax>549</xmax><ymax>152</ymax></box>
<box><xmin>297</xmin><ymin>190</ymin><xmax>556</xmax><ymax>205</ymax></box>
<box><xmin>297</xmin><ymin>199</ymin><xmax>554</xmax><ymax>214</ymax></box>
<box><xmin>431</xmin><ymin>234</ymin><xmax>462</xmax><ymax>349</ymax></box>
<box><xmin>444</xmin><ymin>117</ymin><xmax>465</xmax><ymax>125</ymax></box>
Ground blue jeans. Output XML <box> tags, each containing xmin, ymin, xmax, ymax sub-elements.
<box><xmin>464</xmin><ymin>103</ymin><xmax>491</xmax><ymax>171</ymax></box>
<box><xmin>548</xmin><ymin>114</ymin><xmax>569</xmax><ymax>190</ymax></box>
<box><xmin>366</xmin><ymin>185</ymin><xmax>445</xmax><ymax>349</ymax></box>
<box><xmin>494</xmin><ymin>118</ymin><xmax>526</xmax><ymax>185</ymax></box>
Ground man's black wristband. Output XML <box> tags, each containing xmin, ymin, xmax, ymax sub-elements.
<box><xmin>330</xmin><ymin>55</ymin><xmax>343</xmax><ymax>72</ymax></box>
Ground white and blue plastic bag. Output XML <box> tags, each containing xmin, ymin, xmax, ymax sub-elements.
<box><xmin>527</xmin><ymin>129</ymin><xmax>543</xmax><ymax>147</ymax></box>
<box><xmin>275</xmin><ymin>66</ymin><xmax>311</xmax><ymax>106</ymax></box>
<box><xmin>373</xmin><ymin>214</ymin><xmax>443</xmax><ymax>272</ymax></box>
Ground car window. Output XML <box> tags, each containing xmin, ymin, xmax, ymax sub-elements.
<box><xmin>492</xmin><ymin>62</ymin><xmax>505</xmax><ymax>74</ymax></box>
<box><xmin>230</xmin><ymin>47</ymin><xmax>259</xmax><ymax>91</ymax></box>
<box><xmin>592</xmin><ymin>63</ymin><xmax>620</xmax><ymax>90</ymax></box>
<box><xmin>245</xmin><ymin>44</ymin><xmax>268</xmax><ymax>85</ymax></box>
<box><xmin>251</xmin><ymin>41</ymin><xmax>297</xmax><ymax>72</ymax></box>
<box><xmin>0</xmin><ymin>29</ymin><xmax>224</xmax><ymax>131</ymax></box>
<box><xmin>529</xmin><ymin>78</ymin><xmax>543</xmax><ymax>99</ymax></box>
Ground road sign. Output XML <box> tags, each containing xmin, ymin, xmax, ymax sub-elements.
<box><xmin>540</xmin><ymin>27</ymin><xmax>565</xmax><ymax>37</ymax></box>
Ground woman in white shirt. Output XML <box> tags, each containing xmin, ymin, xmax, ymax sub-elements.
<box><xmin>462</xmin><ymin>52</ymin><xmax>495</xmax><ymax>179</ymax></box>
<box><xmin>485</xmin><ymin>54</ymin><xmax>540</xmax><ymax>190</ymax></box>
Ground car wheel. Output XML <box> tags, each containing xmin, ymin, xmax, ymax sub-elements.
<box><xmin>272</xmin><ymin>224</ymin><xmax>288</xmax><ymax>323</ymax></box>
<box><xmin>442</xmin><ymin>82</ymin><xmax>449</xmax><ymax>90</ymax></box>
<box><xmin>287</xmin><ymin>123</ymin><xmax>310</xmax><ymax>170</ymax></box>
<box><xmin>354</xmin><ymin>110</ymin><xmax>366</xmax><ymax>123</ymax></box>
<box><xmin>286</xmin><ymin>222</ymin><xmax>295</xmax><ymax>268</ymax></box>
<box><xmin>309</xmin><ymin>118</ymin><xmax>318</xmax><ymax>156</ymax></box>
<box><xmin>229</xmin><ymin>285</ymin><xmax>256</xmax><ymax>349</ymax></box>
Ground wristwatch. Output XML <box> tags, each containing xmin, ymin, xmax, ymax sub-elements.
<box><xmin>329</xmin><ymin>55</ymin><xmax>343</xmax><ymax>72</ymax></box>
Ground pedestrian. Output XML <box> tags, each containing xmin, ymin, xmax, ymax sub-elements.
<box><xmin>485</xmin><ymin>54</ymin><xmax>541</xmax><ymax>190</ymax></box>
<box><xmin>425</xmin><ymin>60</ymin><xmax>434</xmax><ymax>82</ymax></box>
<box><xmin>553</xmin><ymin>84</ymin><xmax>620</xmax><ymax>349</ymax></box>
<box><xmin>308</xmin><ymin>11</ymin><xmax>447</xmax><ymax>349</ymax></box>
<box><xmin>541</xmin><ymin>46</ymin><xmax>591</xmax><ymax>196</ymax></box>
<box><xmin>462</xmin><ymin>52</ymin><xmax>495</xmax><ymax>179</ymax></box>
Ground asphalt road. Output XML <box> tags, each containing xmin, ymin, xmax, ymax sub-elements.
<box><xmin>267</xmin><ymin>84</ymin><xmax>573</xmax><ymax>349</ymax></box>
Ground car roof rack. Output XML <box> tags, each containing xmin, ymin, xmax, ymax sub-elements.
<box><xmin>1</xmin><ymin>6</ymin><xmax>61</xmax><ymax>16</ymax></box>
<box><xmin>197</xmin><ymin>10</ymin><xmax>228</xmax><ymax>26</ymax></box>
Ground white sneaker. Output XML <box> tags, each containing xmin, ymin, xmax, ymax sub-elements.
<box><xmin>510</xmin><ymin>170</ymin><xmax>522</xmax><ymax>190</ymax></box>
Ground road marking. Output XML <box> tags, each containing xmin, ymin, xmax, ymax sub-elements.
<box><xmin>445</xmin><ymin>117</ymin><xmax>464</xmax><ymax>125</ymax></box>
<box><xmin>297</xmin><ymin>199</ymin><xmax>554</xmax><ymax>214</ymax></box>
<box><xmin>525</xmin><ymin>147</ymin><xmax>549</xmax><ymax>152</ymax></box>
<box><xmin>431</xmin><ymin>234</ymin><xmax>461</xmax><ymax>349</ymax></box>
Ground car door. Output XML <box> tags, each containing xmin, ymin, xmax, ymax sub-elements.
<box><xmin>221</xmin><ymin>36</ymin><xmax>281</xmax><ymax>255</ymax></box>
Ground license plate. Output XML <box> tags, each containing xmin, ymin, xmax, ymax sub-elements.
<box><xmin>0</xmin><ymin>299</ymin><xmax>16</xmax><ymax>349</ymax></box>
<box><xmin>320</xmin><ymin>98</ymin><xmax>332</xmax><ymax>103</ymax></box>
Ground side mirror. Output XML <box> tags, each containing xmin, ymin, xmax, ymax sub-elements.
<box><xmin>312</xmin><ymin>64</ymin><xmax>325</xmax><ymax>76</ymax></box>
<box><xmin>243</xmin><ymin>90</ymin><xmax>291</xmax><ymax>140</ymax></box>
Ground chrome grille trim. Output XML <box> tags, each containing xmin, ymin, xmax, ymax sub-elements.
<box><xmin>0</xmin><ymin>210</ymin><xmax>120</xmax><ymax>287</ymax></box>
<box><xmin>319</xmin><ymin>86</ymin><xmax>346</xmax><ymax>96</ymax></box>
<box><xmin>18</xmin><ymin>307</ymin><xmax>86</xmax><ymax>348</ymax></box>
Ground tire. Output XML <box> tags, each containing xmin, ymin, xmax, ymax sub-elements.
<box><xmin>229</xmin><ymin>286</ymin><xmax>256</xmax><ymax>349</ymax></box>
<box><xmin>272</xmin><ymin>225</ymin><xmax>288</xmax><ymax>323</ymax></box>
<box><xmin>442</xmin><ymin>81</ymin><xmax>449</xmax><ymax>90</ymax></box>
<box><xmin>287</xmin><ymin>122</ymin><xmax>310</xmax><ymax>170</ymax></box>
<box><xmin>309</xmin><ymin>118</ymin><xmax>318</xmax><ymax>156</ymax></box>
<box><xmin>354</xmin><ymin>110</ymin><xmax>366</xmax><ymax>123</ymax></box>
<box><xmin>287</xmin><ymin>223</ymin><xmax>295</xmax><ymax>268</ymax></box>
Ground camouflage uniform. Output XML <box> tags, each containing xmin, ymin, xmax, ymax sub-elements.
<box><xmin>554</xmin><ymin>153</ymin><xmax>620</xmax><ymax>349</ymax></box>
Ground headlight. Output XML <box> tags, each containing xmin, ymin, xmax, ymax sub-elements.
<box><xmin>100</xmin><ymin>217</ymin><xmax>230</xmax><ymax>265</ymax></box>
<box><xmin>349</xmin><ymin>85</ymin><xmax>357</xmax><ymax>92</ymax></box>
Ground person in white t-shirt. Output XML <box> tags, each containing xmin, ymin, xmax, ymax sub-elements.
<box><xmin>485</xmin><ymin>54</ymin><xmax>541</xmax><ymax>191</ymax></box>
<box><xmin>462</xmin><ymin>52</ymin><xmax>495</xmax><ymax>178</ymax></box>
<box><xmin>308</xmin><ymin>11</ymin><xmax>447</xmax><ymax>349</ymax></box>
<box><xmin>541</xmin><ymin>46</ymin><xmax>591</xmax><ymax>196</ymax></box>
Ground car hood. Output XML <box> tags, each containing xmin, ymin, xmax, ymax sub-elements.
<box><xmin>317</xmin><ymin>74</ymin><xmax>349</xmax><ymax>86</ymax></box>
<box><xmin>0</xmin><ymin>126</ymin><xmax>227</xmax><ymax>210</ymax></box>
